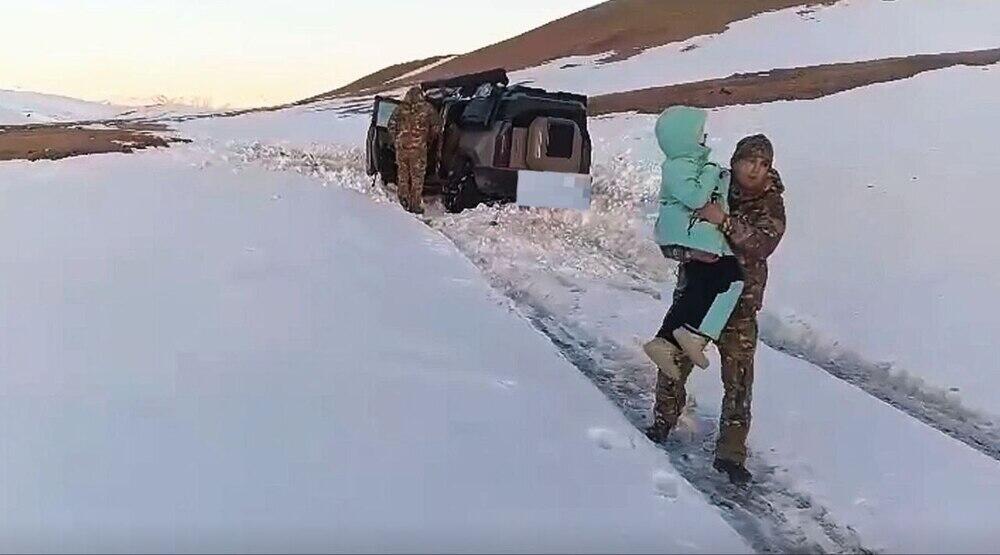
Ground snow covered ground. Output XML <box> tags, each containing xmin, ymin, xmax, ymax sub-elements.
<box><xmin>510</xmin><ymin>0</ymin><xmax>1000</xmax><ymax>95</ymax></box>
<box><xmin>588</xmin><ymin>63</ymin><xmax>1000</xmax><ymax>423</ymax></box>
<box><xmin>0</xmin><ymin>89</ymin><xmax>216</xmax><ymax>126</ymax></box>
<box><xmin>5</xmin><ymin>2</ymin><xmax>1000</xmax><ymax>549</ymax></box>
<box><xmin>167</xmin><ymin>59</ymin><xmax>1000</xmax><ymax>552</ymax></box>
<box><xmin>0</xmin><ymin>89</ymin><xmax>124</xmax><ymax>125</ymax></box>
<box><xmin>178</xmin><ymin>62</ymin><xmax>1000</xmax><ymax>424</ymax></box>
<box><xmin>0</xmin><ymin>148</ymin><xmax>747</xmax><ymax>553</ymax></box>
<box><xmin>176</xmin><ymin>99</ymin><xmax>369</xmax><ymax>151</ymax></box>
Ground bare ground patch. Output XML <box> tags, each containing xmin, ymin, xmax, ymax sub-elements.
<box><xmin>589</xmin><ymin>48</ymin><xmax>1000</xmax><ymax>115</ymax></box>
<box><xmin>318</xmin><ymin>0</ymin><xmax>839</xmax><ymax>98</ymax></box>
<box><xmin>0</xmin><ymin>125</ymin><xmax>189</xmax><ymax>162</ymax></box>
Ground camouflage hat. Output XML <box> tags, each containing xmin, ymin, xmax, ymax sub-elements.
<box><xmin>731</xmin><ymin>134</ymin><xmax>774</xmax><ymax>166</ymax></box>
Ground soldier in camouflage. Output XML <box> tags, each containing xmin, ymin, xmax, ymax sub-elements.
<box><xmin>387</xmin><ymin>87</ymin><xmax>442</xmax><ymax>214</ymax></box>
<box><xmin>649</xmin><ymin>134</ymin><xmax>786</xmax><ymax>484</ymax></box>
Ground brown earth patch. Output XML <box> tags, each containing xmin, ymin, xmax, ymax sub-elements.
<box><xmin>327</xmin><ymin>0</ymin><xmax>839</xmax><ymax>98</ymax></box>
<box><xmin>589</xmin><ymin>48</ymin><xmax>1000</xmax><ymax>115</ymax></box>
<box><xmin>305</xmin><ymin>55</ymin><xmax>452</xmax><ymax>102</ymax></box>
<box><xmin>0</xmin><ymin>125</ymin><xmax>189</xmax><ymax>162</ymax></box>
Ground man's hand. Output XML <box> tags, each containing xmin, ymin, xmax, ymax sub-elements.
<box><xmin>696</xmin><ymin>203</ymin><xmax>727</xmax><ymax>225</ymax></box>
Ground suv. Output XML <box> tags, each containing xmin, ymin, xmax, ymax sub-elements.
<box><xmin>365</xmin><ymin>69</ymin><xmax>592</xmax><ymax>213</ymax></box>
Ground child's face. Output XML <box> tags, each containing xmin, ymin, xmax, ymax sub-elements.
<box><xmin>733</xmin><ymin>156</ymin><xmax>772</xmax><ymax>194</ymax></box>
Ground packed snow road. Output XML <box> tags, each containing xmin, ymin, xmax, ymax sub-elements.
<box><xmin>218</xmin><ymin>100</ymin><xmax>1000</xmax><ymax>551</ymax></box>
<box><xmin>0</xmin><ymin>148</ymin><xmax>748</xmax><ymax>553</ymax></box>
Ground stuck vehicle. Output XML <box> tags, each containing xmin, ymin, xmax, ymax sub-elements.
<box><xmin>365</xmin><ymin>69</ymin><xmax>592</xmax><ymax>213</ymax></box>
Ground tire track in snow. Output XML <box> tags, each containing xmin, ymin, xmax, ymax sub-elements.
<box><xmin>757</xmin><ymin>311</ymin><xmax>1000</xmax><ymax>462</ymax></box>
<box><xmin>226</xmin><ymin>143</ymin><xmax>995</xmax><ymax>549</ymax></box>
<box><xmin>494</xmin><ymin>306</ymin><xmax>871</xmax><ymax>554</ymax></box>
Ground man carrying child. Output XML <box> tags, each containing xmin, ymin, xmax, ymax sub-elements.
<box><xmin>644</xmin><ymin>108</ymin><xmax>786</xmax><ymax>485</ymax></box>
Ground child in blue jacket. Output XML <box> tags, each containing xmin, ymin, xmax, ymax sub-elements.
<box><xmin>644</xmin><ymin>106</ymin><xmax>744</xmax><ymax>374</ymax></box>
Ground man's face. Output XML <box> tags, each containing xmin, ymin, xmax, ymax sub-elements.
<box><xmin>733</xmin><ymin>156</ymin><xmax>772</xmax><ymax>195</ymax></box>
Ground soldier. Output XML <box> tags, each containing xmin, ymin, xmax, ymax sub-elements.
<box><xmin>387</xmin><ymin>86</ymin><xmax>442</xmax><ymax>215</ymax></box>
<box><xmin>647</xmin><ymin>134</ymin><xmax>786</xmax><ymax>484</ymax></box>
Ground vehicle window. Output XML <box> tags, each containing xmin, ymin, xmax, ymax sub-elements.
<box><xmin>376</xmin><ymin>101</ymin><xmax>398</xmax><ymax>128</ymax></box>
<box><xmin>546</xmin><ymin>120</ymin><xmax>576</xmax><ymax>159</ymax></box>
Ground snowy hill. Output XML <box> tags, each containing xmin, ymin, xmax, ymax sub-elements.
<box><xmin>508</xmin><ymin>0</ymin><xmax>1000</xmax><ymax>96</ymax></box>
<box><xmin>167</xmin><ymin>56</ymin><xmax>1000</xmax><ymax>551</ymax></box>
<box><xmin>0</xmin><ymin>144</ymin><xmax>747</xmax><ymax>554</ymax></box>
<box><xmin>0</xmin><ymin>89</ymin><xmax>218</xmax><ymax>126</ymax></box>
<box><xmin>0</xmin><ymin>89</ymin><xmax>124</xmax><ymax>125</ymax></box>
<box><xmin>319</xmin><ymin>0</ymin><xmax>837</xmax><ymax>98</ymax></box>
<box><xmin>315</xmin><ymin>0</ymin><xmax>1000</xmax><ymax>103</ymax></box>
<box><xmin>164</xmin><ymin>1</ymin><xmax>1000</xmax><ymax>550</ymax></box>
<box><xmin>3</xmin><ymin>0</ymin><xmax>1000</xmax><ymax>551</ymax></box>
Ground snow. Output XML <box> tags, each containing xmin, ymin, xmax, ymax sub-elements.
<box><xmin>389</xmin><ymin>55</ymin><xmax>459</xmax><ymax>83</ymax></box>
<box><xmin>198</xmin><ymin>60</ymin><xmax>1000</xmax><ymax>551</ymax></box>
<box><xmin>588</xmin><ymin>63</ymin><xmax>1000</xmax><ymax>422</ymax></box>
<box><xmin>0</xmin><ymin>89</ymin><xmax>227</xmax><ymax>126</ymax></box>
<box><xmin>6</xmin><ymin>4</ymin><xmax>1000</xmax><ymax>548</ymax></box>
<box><xmin>417</xmin><ymin>74</ymin><xmax>1000</xmax><ymax>547</ymax></box>
<box><xmin>0</xmin><ymin>89</ymin><xmax>125</xmax><ymax>125</ymax></box>
<box><xmin>694</xmin><ymin>346</ymin><xmax>1000</xmax><ymax>554</ymax></box>
<box><xmin>176</xmin><ymin>98</ymin><xmax>371</xmax><ymax>150</ymax></box>
<box><xmin>509</xmin><ymin>0</ymin><xmax>1000</xmax><ymax>96</ymax></box>
<box><xmin>114</xmin><ymin>103</ymin><xmax>220</xmax><ymax>120</ymax></box>
<box><xmin>0</xmin><ymin>147</ymin><xmax>747</xmax><ymax>553</ymax></box>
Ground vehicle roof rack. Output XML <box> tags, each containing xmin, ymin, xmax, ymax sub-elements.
<box><xmin>420</xmin><ymin>68</ymin><xmax>510</xmax><ymax>94</ymax></box>
<box><xmin>505</xmin><ymin>85</ymin><xmax>588</xmax><ymax>107</ymax></box>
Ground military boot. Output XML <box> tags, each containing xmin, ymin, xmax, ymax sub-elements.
<box><xmin>713</xmin><ymin>458</ymin><xmax>752</xmax><ymax>485</ymax></box>
<box><xmin>645</xmin><ymin>418</ymin><xmax>672</xmax><ymax>444</ymax></box>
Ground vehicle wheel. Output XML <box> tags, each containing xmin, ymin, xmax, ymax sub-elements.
<box><xmin>378</xmin><ymin>152</ymin><xmax>397</xmax><ymax>187</ymax></box>
<box><xmin>443</xmin><ymin>171</ymin><xmax>484</xmax><ymax>213</ymax></box>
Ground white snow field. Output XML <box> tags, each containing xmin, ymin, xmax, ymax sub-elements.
<box><xmin>175</xmin><ymin>99</ymin><xmax>371</xmax><ymax>150</ymax></box>
<box><xmin>589</xmin><ymin>63</ymin><xmax>1000</xmax><ymax>422</ymax></box>
<box><xmin>509</xmin><ymin>0</ymin><xmax>1000</xmax><ymax>96</ymax></box>
<box><xmin>4</xmin><ymin>0</ymin><xmax>1000</xmax><ymax>551</ymax></box>
<box><xmin>168</xmin><ymin>60</ymin><xmax>1000</xmax><ymax>552</ymax></box>
<box><xmin>0</xmin><ymin>90</ymin><xmax>124</xmax><ymax>125</ymax></box>
<box><xmin>0</xmin><ymin>148</ymin><xmax>747</xmax><ymax>553</ymax></box>
<box><xmin>0</xmin><ymin>89</ymin><xmax>216</xmax><ymax>126</ymax></box>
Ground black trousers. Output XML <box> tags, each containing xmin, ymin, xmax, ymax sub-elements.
<box><xmin>657</xmin><ymin>255</ymin><xmax>743</xmax><ymax>345</ymax></box>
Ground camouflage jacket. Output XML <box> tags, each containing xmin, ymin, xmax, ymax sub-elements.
<box><xmin>720</xmin><ymin>169</ymin><xmax>786</xmax><ymax>314</ymax></box>
<box><xmin>387</xmin><ymin>98</ymin><xmax>441</xmax><ymax>152</ymax></box>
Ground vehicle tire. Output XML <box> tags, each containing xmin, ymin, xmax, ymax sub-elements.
<box><xmin>443</xmin><ymin>171</ymin><xmax>485</xmax><ymax>213</ymax></box>
<box><xmin>378</xmin><ymin>150</ymin><xmax>397</xmax><ymax>186</ymax></box>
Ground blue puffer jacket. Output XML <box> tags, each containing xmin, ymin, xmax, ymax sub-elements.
<box><xmin>653</xmin><ymin>106</ymin><xmax>732</xmax><ymax>256</ymax></box>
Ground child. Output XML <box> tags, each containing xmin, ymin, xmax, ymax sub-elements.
<box><xmin>644</xmin><ymin>106</ymin><xmax>744</xmax><ymax>374</ymax></box>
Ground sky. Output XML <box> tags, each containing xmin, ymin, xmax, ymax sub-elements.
<box><xmin>0</xmin><ymin>1</ymin><xmax>599</xmax><ymax>109</ymax></box>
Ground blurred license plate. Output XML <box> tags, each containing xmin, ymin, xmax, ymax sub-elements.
<box><xmin>515</xmin><ymin>171</ymin><xmax>592</xmax><ymax>210</ymax></box>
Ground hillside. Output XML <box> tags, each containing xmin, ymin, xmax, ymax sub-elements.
<box><xmin>321</xmin><ymin>0</ymin><xmax>837</xmax><ymax>98</ymax></box>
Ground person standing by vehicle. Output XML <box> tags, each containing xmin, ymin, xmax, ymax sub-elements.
<box><xmin>387</xmin><ymin>87</ymin><xmax>442</xmax><ymax>215</ymax></box>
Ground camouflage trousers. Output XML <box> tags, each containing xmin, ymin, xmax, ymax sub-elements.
<box><xmin>396</xmin><ymin>147</ymin><xmax>427</xmax><ymax>210</ymax></box>
<box><xmin>653</xmin><ymin>307</ymin><xmax>758</xmax><ymax>464</ymax></box>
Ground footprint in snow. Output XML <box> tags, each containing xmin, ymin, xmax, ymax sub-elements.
<box><xmin>587</xmin><ymin>427</ymin><xmax>634</xmax><ymax>450</ymax></box>
<box><xmin>653</xmin><ymin>469</ymin><xmax>681</xmax><ymax>500</ymax></box>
